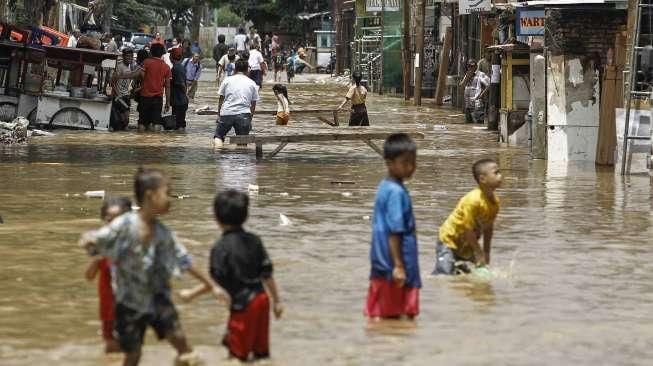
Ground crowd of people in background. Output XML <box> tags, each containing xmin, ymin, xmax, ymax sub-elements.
<box><xmin>60</xmin><ymin>24</ymin><xmax>322</xmax><ymax>134</ymax></box>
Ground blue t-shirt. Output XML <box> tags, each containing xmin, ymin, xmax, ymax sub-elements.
<box><xmin>369</xmin><ymin>178</ymin><xmax>421</xmax><ymax>288</ymax></box>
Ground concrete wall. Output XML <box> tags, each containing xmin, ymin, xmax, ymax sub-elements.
<box><xmin>544</xmin><ymin>7</ymin><xmax>626</xmax><ymax>162</ymax></box>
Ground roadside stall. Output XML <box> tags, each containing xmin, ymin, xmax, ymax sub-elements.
<box><xmin>489</xmin><ymin>43</ymin><xmax>531</xmax><ymax>146</ymax></box>
<box><xmin>34</xmin><ymin>45</ymin><xmax>119</xmax><ymax>130</ymax></box>
<box><xmin>0</xmin><ymin>39</ymin><xmax>45</xmax><ymax>123</ymax></box>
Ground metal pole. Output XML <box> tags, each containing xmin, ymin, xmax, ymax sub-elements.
<box><xmin>414</xmin><ymin>0</ymin><xmax>425</xmax><ymax>106</ymax></box>
<box><xmin>621</xmin><ymin>4</ymin><xmax>642</xmax><ymax>175</ymax></box>
<box><xmin>379</xmin><ymin>0</ymin><xmax>385</xmax><ymax>95</ymax></box>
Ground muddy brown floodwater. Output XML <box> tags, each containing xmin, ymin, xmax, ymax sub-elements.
<box><xmin>1</xmin><ymin>74</ymin><xmax>653</xmax><ymax>365</ymax></box>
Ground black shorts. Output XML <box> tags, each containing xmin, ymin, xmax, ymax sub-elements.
<box><xmin>138</xmin><ymin>95</ymin><xmax>163</xmax><ymax>127</ymax></box>
<box><xmin>115</xmin><ymin>294</ymin><xmax>181</xmax><ymax>353</ymax></box>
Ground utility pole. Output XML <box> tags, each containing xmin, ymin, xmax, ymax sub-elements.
<box><xmin>402</xmin><ymin>0</ymin><xmax>411</xmax><ymax>100</ymax></box>
<box><xmin>414</xmin><ymin>0</ymin><xmax>425</xmax><ymax>105</ymax></box>
<box><xmin>379</xmin><ymin>0</ymin><xmax>385</xmax><ymax>95</ymax></box>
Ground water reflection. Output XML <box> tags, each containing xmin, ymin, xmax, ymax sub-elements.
<box><xmin>1</xmin><ymin>80</ymin><xmax>653</xmax><ymax>365</ymax></box>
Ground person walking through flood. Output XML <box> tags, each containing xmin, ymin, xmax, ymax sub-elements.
<box><xmin>338</xmin><ymin>71</ymin><xmax>369</xmax><ymax>126</ymax></box>
<box><xmin>79</xmin><ymin>167</ymin><xmax>227</xmax><ymax>366</ymax></box>
<box><xmin>183</xmin><ymin>53</ymin><xmax>202</xmax><ymax>104</ymax></box>
<box><xmin>114</xmin><ymin>43</ymin><xmax>171</xmax><ymax>132</ymax></box>
<box><xmin>170</xmin><ymin>48</ymin><xmax>189</xmax><ymax>131</ymax></box>
<box><xmin>272</xmin><ymin>84</ymin><xmax>290</xmax><ymax>125</ymax></box>
<box><xmin>213</xmin><ymin>59</ymin><xmax>259</xmax><ymax>149</ymax></box>
<box><xmin>459</xmin><ymin>58</ymin><xmax>490</xmax><ymax>124</ymax></box>
<box><xmin>432</xmin><ymin>159</ymin><xmax>502</xmax><ymax>275</ymax></box>
<box><xmin>84</xmin><ymin>196</ymin><xmax>132</xmax><ymax>353</ymax></box>
<box><xmin>248</xmin><ymin>44</ymin><xmax>265</xmax><ymax>89</ymax></box>
<box><xmin>365</xmin><ymin>133</ymin><xmax>420</xmax><ymax>320</ymax></box>
<box><xmin>110</xmin><ymin>48</ymin><xmax>136</xmax><ymax>131</ymax></box>
<box><xmin>178</xmin><ymin>190</ymin><xmax>284</xmax><ymax>362</ymax></box>
<box><xmin>217</xmin><ymin>48</ymin><xmax>238</xmax><ymax>84</ymax></box>
<box><xmin>213</xmin><ymin>35</ymin><xmax>229</xmax><ymax>83</ymax></box>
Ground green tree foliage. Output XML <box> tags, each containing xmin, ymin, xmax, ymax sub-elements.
<box><xmin>216</xmin><ymin>5</ymin><xmax>243</xmax><ymax>28</ymax></box>
<box><xmin>112</xmin><ymin>0</ymin><xmax>158</xmax><ymax>30</ymax></box>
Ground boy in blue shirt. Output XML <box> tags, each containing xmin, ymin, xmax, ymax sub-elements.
<box><xmin>365</xmin><ymin>133</ymin><xmax>420</xmax><ymax>320</ymax></box>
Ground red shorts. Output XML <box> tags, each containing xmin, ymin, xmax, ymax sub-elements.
<box><xmin>223</xmin><ymin>292</ymin><xmax>270</xmax><ymax>361</ymax></box>
<box><xmin>98</xmin><ymin>258</ymin><xmax>115</xmax><ymax>340</ymax></box>
<box><xmin>101</xmin><ymin>320</ymin><xmax>114</xmax><ymax>341</ymax></box>
<box><xmin>364</xmin><ymin>278</ymin><xmax>420</xmax><ymax>318</ymax></box>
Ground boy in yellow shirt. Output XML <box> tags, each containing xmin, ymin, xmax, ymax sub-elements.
<box><xmin>433</xmin><ymin>159</ymin><xmax>502</xmax><ymax>275</ymax></box>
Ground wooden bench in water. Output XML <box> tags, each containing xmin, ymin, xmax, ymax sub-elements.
<box><xmin>228</xmin><ymin>131</ymin><xmax>425</xmax><ymax>159</ymax></box>
<box><xmin>196</xmin><ymin>108</ymin><xmax>341</xmax><ymax>126</ymax></box>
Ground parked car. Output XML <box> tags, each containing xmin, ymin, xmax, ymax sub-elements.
<box><xmin>121</xmin><ymin>32</ymin><xmax>154</xmax><ymax>51</ymax></box>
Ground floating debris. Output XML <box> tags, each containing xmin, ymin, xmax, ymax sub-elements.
<box><xmin>84</xmin><ymin>190</ymin><xmax>105</xmax><ymax>199</ymax></box>
<box><xmin>279</xmin><ymin>213</ymin><xmax>291</xmax><ymax>226</ymax></box>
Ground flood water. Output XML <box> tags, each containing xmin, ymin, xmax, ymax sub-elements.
<box><xmin>1</xmin><ymin>74</ymin><xmax>653</xmax><ymax>365</ymax></box>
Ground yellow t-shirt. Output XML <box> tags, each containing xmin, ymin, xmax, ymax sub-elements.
<box><xmin>439</xmin><ymin>188</ymin><xmax>500</xmax><ymax>260</ymax></box>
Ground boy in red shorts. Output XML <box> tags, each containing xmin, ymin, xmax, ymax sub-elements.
<box><xmin>210</xmin><ymin>189</ymin><xmax>283</xmax><ymax>361</ymax></box>
<box><xmin>365</xmin><ymin>133</ymin><xmax>420</xmax><ymax>320</ymax></box>
<box><xmin>84</xmin><ymin>196</ymin><xmax>132</xmax><ymax>353</ymax></box>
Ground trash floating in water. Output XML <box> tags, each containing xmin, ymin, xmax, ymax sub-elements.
<box><xmin>84</xmin><ymin>190</ymin><xmax>105</xmax><ymax>199</ymax></box>
<box><xmin>279</xmin><ymin>213</ymin><xmax>291</xmax><ymax>226</ymax></box>
<box><xmin>176</xmin><ymin>195</ymin><xmax>191</xmax><ymax>199</ymax></box>
<box><xmin>248</xmin><ymin>184</ymin><xmax>259</xmax><ymax>194</ymax></box>
<box><xmin>472</xmin><ymin>267</ymin><xmax>492</xmax><ymax>279</ymax></box>
<box><xmin>341</xmin><ymin>192</ymin><xmax>353</xmax><ymax>197</ymax></box>
<box><xmin>280</xmin><ymin>192</ymin><xmax>289</xmax><ymax>197</ymax></box>
<box><xmin>472</xmin><ymin>126</ymin><xmax>487</xmax><ymax>130</ymax></box>
<box><xmin>434</xmin><ymin>125</ymin><xmax>447</xmax><ymax>130</ymax></box>
<box><xmin>362</xmin><ymin>215</ymin><xmax>370</xmax><ymax>220</ymax></box>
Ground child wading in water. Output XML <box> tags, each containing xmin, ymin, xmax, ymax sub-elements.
<box><xmin>79</xmin><ymin>167</ymin><xmax>226</xmax><ymax>366</ymax></box>
<box><xmin>85</xmin><ymin>197</ymin><xmax>132</xmax><ymax>353</ymax></box>
<box><xmin>273</xmin><ymin>84</ymin><xmax>290</xmax><ymax>125</ymax></box>
<box><xmin>433</xmin><ymin>159</ymin><xmax>502</xmax><ymax>275</ymax></box>
<box><xmin>338</xmin><ymin>70</ymin><xmax>369</xmax><ymax>126</ymax></box>
<box><xmin>365</xmin><ymin>133</ymin><xmax>420</xmax><ymax>320</ymax></box>
<box><xmin>180</xmin><ymin>190</ymin><xmax>283</xmax><ymax>361</ymax></box>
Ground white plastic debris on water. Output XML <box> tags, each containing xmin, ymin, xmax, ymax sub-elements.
<box><xmin>279</xmin><ymin>213</ymin><xmax>291</xmax><ymax>226</ymax></box>
<box><xmin>342</xmin><ymin>192</ymin><xmax>352</xmax><ymax>197</ymax></box>
<box><xmin>280</xmin><ymin>192</ymin><xmax>289</xmax><ymax>197</ymax></box>
<box><xmin>84</xmin><ymin>190</ymin><xmax>105</xmax><ymax>199</ymax></box>
<box><xmin>363</xmin><ymin>215</ymin><xmax>370</xmax><ymax>220</ymax></box>
<box><xmin>434</xmin><ymin>125</ymin><xmax>447</xmax><ymax>130</ymax></box>
<box><xmin>248</xmin><ymin>184</ymin><xmax>259</xmax><ymax>193</ymax></box>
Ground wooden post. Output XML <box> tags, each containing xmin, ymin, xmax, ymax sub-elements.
<box><xmin>434</xmin><ymin>27</ymin><xmax>452</xmax><ymax>105</ymax></box>
<box><xmin>402</xmin><ymin>0</ymin><xmax>411</xmax><ymax>100</ymax></box>
<box><xmin>596</xmin><ymin>65</ymin><xmax>619</xmax><ymax>165</ymax></box>
<box><xmin>487</xmin><ymin>51</ymin><xmax>501</xmax><ymax>131</ymax></box>
<box><xmin>255</xmin><ymin>143</ymin><xmax>263</xmax><ymax>159</ymax></box>
<box><xmin>414</xmin><ymin>0</ymin><xmax>425</xmax><ymax>106</ymax></box>
<box><xmin>531</xmin><ymin>53</ymin><xmax>546</xmax><ymax>159</ymax></box>
<box><xmin>379</xmin><ymin>0</ymin><xmax>385</xmax><ymax>95</ymax></box>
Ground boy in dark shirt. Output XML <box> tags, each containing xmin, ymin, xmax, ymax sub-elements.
<box><xmin>211</xmin><ymin>190</ymin><xmax>283</xmax><ymax>361</ymax></box>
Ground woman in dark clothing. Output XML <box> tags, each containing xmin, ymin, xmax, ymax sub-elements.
<box><xmin>338</xmin><ymin>71</ymin><xmax>369</xmax><ymax>126</ymax></box>
<box><xmin>170</xmin><ymin>47</ymin><xmax>189</xmax><ymax>131</ymax></box>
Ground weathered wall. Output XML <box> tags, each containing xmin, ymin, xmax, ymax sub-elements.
<box><xmin>546</xmin><ymin>8</ymin><xmax>626</xmax><ymax>64</ymax></box>
<box><xmin>545</xmin><ymin>7</ymin><xmax>626</xmax><ymax>162</ymax></box>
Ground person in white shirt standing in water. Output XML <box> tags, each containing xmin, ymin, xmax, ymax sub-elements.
<box><xmin>214</xmin><ymin>59</ymin><xmax>259</xmax><ymax>149</ymax></box>
<box><xmin>247</xmin><ymin>44</ymin><xmax>266</xmax><ymax>89</ymax></box>
<box><xmin>234</xmin><ymin>28</ymin><xmax>248</xmax><ymax>56</ymax></box>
